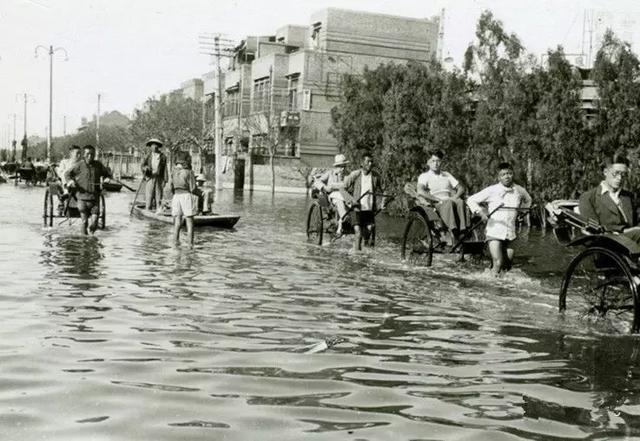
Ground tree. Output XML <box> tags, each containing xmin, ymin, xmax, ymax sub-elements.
<box><xmin>592</xmin><ymin>30</ymin><xmax>640</xmax><ymax>193</ymax></box>
<box><xmin>130</xmin><ymin>93</ymin><xmax>204</xmax><ymax>169</ymax></box>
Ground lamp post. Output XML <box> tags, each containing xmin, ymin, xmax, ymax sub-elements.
<box><xmin>35</xmin><ymin>45</ymin><xmax>68</xmax><ymax>164</ymax></box>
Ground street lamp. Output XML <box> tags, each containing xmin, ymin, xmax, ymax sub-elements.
<box><xmin>35</xmin><ymin>45</ymin><xmax>68</xmax><ymax>164</ymax></box>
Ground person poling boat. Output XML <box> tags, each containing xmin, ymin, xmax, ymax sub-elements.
<box><xmin>141</xmin><ymin>138</ymin><xmax>168</xmax><ymax>214</ymax></box>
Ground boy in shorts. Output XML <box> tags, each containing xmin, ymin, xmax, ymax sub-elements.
<box><xmin>466</xmin><ymin>162</ymin><xmax>532</xmax><ymax>276</ymax></box>
<box><xmin>170</xmin><ymin>155</ymin><xmax>197</xmax><ymax>246</ymax></box>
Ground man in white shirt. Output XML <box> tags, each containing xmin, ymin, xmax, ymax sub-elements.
<box><xmin>417</xmin><ymin>150</ymin><xmax>468</xmax><ymax>239</ymax></box>
<box><xmin>467</xmin><ymin>162</ymin><xmax>532</xmax><ymax>276</ymax></box>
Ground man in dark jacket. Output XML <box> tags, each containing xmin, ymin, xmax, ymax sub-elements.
<box><xmin>579</xmin><ymin>154</ymin><xmax>640</xmax><ymax>242</ymax></box>
<box><xmin>141</xmin><ymin>138</ymin><xmax>168</xmax><ymax>213</ymax></box>
<box><xmin>65</xmin><ymin>145</ymin><xmax>112</xmax><ymax>235</ymax></box>
<box><xmin>343</xmin><ymin>152</ymin><xmax>385</xmax><ymax>251</ymax></box>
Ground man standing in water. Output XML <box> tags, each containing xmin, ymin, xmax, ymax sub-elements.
<box><xmin>343</xmin><ymin>152</ymin><xmax>384</xmax><ymax>252</ymax></box>
<box><xmin>65</xmin><ymin>145</ymin><xmax>112</xmax><ymax>235</ymax></box>
<box><xmin>141</xmin><ymin>138</ymin><xmax>168</xmax><ymax>214</ymax></box>
<box><xmin>467</xmin><ymin>162</ymin><xmax>531</xmax><ymax>276</ymax></box>
<box><xmin>170</xmin><ymin>154</ymin><xmax>197</xmax><ymax>246</ymax></box>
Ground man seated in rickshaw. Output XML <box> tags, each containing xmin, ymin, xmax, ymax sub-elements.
<box><xmin>416</xmin><ymin>150</ymin><xmax>468</xmax><ymax>242</ymax></box>
<box><xmin>46</xmin><ymin>146</ymin><xmax>82</xmax><ymax>215</ymax></box>
<box><xmin>343</xmin><ymin>152</ymin><xmax>384</xmax><ymax>251</ymax></box>
<box><xmin>313</xmin><ymin>154</ymin><xmax>351</xmax><ymax>235</ymax></box>
<box><xmin>579</xmin><ymin>154</ymin><xmax>640</xmax><ymax>242</ymax></box>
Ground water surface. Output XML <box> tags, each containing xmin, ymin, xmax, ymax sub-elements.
<box><xmin>2</xmin><ymin>183</ymin><xmax>640</xmax><ymax>440</ymax></box>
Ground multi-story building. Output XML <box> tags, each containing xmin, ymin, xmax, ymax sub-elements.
<box><xmin>202</xmin><ymin>8</ymin><xmax>439</xmax><ymax>190</ymax></box>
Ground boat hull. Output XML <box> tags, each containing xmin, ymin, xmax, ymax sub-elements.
<box><xmin>132</xmin><ymin>204</ymin><xmax>239</xmax><ymax>228</ymax></box>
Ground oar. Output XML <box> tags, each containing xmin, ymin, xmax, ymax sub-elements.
<box><xmin>129</xmin><ymin>178</ymin><xmax>146</xmax><ymax>216</ymax></box>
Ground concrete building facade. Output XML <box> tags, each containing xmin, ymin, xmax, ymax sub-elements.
<box><xmin>202</xmin><ymin>8</ymin><xmax>440</xmax><ymax>190</ymax></box>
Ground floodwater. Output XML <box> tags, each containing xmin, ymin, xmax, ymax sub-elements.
<box><xmin>2</xmin><ymin>182</ymin><xmax>640</xmax><ymax>441</ymax></box>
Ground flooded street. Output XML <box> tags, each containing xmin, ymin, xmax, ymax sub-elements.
<box><xmin>3</xmin><ymin>183</ymin><xmax>640</xmax><ymax>440</ymax></box>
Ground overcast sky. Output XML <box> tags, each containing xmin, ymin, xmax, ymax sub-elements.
<box><xmin>1</xmin><ymin>0</ymin><xmax>639</xmax><ymax>144</ymax></box>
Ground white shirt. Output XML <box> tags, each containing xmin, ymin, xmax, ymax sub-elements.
<box><xmin>417</xmin><ymin>170</ymin><xmax>459</xmax><ymax>201</ymax></box>
<box><xmin>360</xmin><ymin>173</ymin><xmax>373</xmax><ymax>211</ymax></box>
<box><xmin>600</xmin><ymin>181</ymin><xmax>627</xmax><ymax>223</ymax></box>
<box><xmin>467</xmin><ymin>183</ymin><xmax>532</xmax><ymax>240</ymax></box>
<box><xmin>57</xmin><ymin>158</ymin><xmax>77</xmax><ymax>186</ymax></box>
<box><xmin>151</xmin><ymin>152</ymin><xmax>161</xmax><ymax>174</ymax></box>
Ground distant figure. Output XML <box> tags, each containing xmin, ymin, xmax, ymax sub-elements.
<box><xmin>467</xmin><ymin>162</ymin><xmax>532</xmax><ymax>276</ymax></box>
<box><xmin>170</xmin><ymin>154</ymin><xmax>197</xmax><ymax>246</ymax></box>
<box><xmin>141</xmin><ymin>138</ymin><xmax>168</xmax><ymax>214</ymax></box>
<box><xmin>195</xmin><ymin>174</ymin><xmax>214</xmax><ymax>214</ymax></box>
<box><xmin>22</xmin><ymin>157</ymin><xmax>35</xmax><ymax>169</ymax></box>
<box><xmin>65</xmin><ymin>145</ymin><xmax>112</xmax><ymax>235</ymax></box>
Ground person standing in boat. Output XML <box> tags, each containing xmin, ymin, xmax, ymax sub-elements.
<box><xmin>170</xmin><ymin>154</ymin><xmax>197</xmax><ymax>246</ymax></box>
<box><xmin>65</xmin><ymin>145</ymin><xmax>112</xmax><ymax>235</ymax></box>
<box><xmin>141</xmin><ymin>138</ymin><xmax>168</xmax><ymax>214</ymax></box>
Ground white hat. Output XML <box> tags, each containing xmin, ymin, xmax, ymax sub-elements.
<box><xmin>195</xmin><ymin>173</ymin><xmax>206</xmax><ymax>181</ymax></box>
<box><xmin>333</xmin><ymin>154</ymin><xmax>349</xmax><ymax>167</ymax></box>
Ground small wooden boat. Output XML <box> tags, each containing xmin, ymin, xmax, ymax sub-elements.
<box><xmin>103</xmin><ymin>181</ymin><xmax>123</xmax><ymax>192</ymax></box>
<box><xmin>132</xmin><ymin>202</ymin><xmax>240</xmax><ymax>228</ymax></box>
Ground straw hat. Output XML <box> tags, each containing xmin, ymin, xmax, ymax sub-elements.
<box><xmin>333</xmin><ymin>154</ymin><xmax>349</xmax><ymax>167</ymax></box>
<box><xmin>146</xmin><ymin>138</ymin><xmax>163</xmax><ymax>147</ymax></box>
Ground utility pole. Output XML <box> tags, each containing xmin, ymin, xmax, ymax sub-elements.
<box><xmin>199</xmin><ymin>33</ymin><xmax>233</xmax><ymax>191</ymax></box>
<box><xmin>15</xmin><ymin>93</ymin><xmax>35</xmax><ymax>163</ymax></box>
<box><xmin>96</xmin><ymin>93</ymin><xmax>101</xmax><ymax>156</ymax></box>
<box><xmin>35</xmin><ymin>44</ymin><xmax>68</xmax><ymax>164</ymax></box>
<box><xmin>63</xmin><ymin>115</ymin><xmax>66</xmax><ymax>136</ymax></box>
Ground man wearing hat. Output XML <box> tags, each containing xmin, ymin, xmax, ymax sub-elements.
<box><xmin>141</xmin><ymin>138</ymin><xmax>168</xmax><ymax>213</ymax></box>
<box><xmin>313</xmin><ymin>153</ymin><xmax>350</xmax><ymax>235</ymax></box>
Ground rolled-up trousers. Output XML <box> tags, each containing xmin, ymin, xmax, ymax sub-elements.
<box><xmin>145</xmin><ymin>177</ymin><xmax>164</xmax><ymax>210</ymax></box>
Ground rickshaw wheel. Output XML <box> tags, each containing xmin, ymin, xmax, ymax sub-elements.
<box><xmin>401</xmin><ymin>211</ymin><xmax>433</xmax><ymax>266</ymax></box>
<box><xmin>560</xmin><ymin>246</ymin><xmax>639</xmax><ymax>333</ymax></box>
<box><xmin>306</xmin><ymin>202</ymin><xmax>323</xmax><ymax>245</ymax></box>
<box><xmin>98</xmin><ymin>194</ymin><xmax>106</xmax><ymax>229</ymax></box>
<box><xmin>43</xmin><ymin>188</ymin><xmax>54</xmax><ymax>227</ymax></box>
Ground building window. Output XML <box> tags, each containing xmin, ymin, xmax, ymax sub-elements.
<box><xmin>288</xmin><ymin>75</ymin><xmax>299</xmax><ymax>111</ymax></box>
<box><xmin>224</xmin><ymin>90</ymin><xmax>239</xmax><ymax>117</ymax></box>
<box><xmin>311</xmin><ymin>22</ymin><xmax>321</xmax><ymax>49</ymax></box>
<box><xmin>251</xmin><ymin>134</ymin><xmax>268</xmax><ymax>155</ymax></box>
<box><xmin>252</xmin><ymin>77</ymin><xmax>271</xmax><ymax>112</ymax></box>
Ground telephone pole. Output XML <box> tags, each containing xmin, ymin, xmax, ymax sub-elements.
<box><xmin>35</xmin><ymin>44</ymin><xmax>68</xmax><ymax>163</ymax></box>
<box><xmin>199</xmin><ymin>33</ymin><xmax>233</xmax><ymax>191</ymax></box>
<box><xmin>96</xmin><ymin>93</ymin><xmax>101</xmax><ymax>156</ymax></box>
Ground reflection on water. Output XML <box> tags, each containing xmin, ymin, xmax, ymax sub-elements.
<box><xmin>2</xmin><ymin>184</ymin><xmax>640</xmax><ymax>440</ymax></box>
<box><xmin>42</xmin><ymin>234</ymin><xmax>104</xmax><ymax>279</ymax></box>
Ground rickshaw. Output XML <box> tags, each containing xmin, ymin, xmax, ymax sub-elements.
<box><xmin>400</xmin><ymin>183</ymin><xmax>488</xmax><ymax>266</ymax></box>
<box><xmin>546</xmin><ymin>200</ymin><xmax>640</xmax><ymax>333</ymax></box>
<box><xmin>305</xmin><ymin>184</ymin><xmax>389</xmax><ymax>246</ymax></box>
<box><xmin>43</xmin><ymin>182</ymin><xmax>106</xmax><ymax>229</ymax></box>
